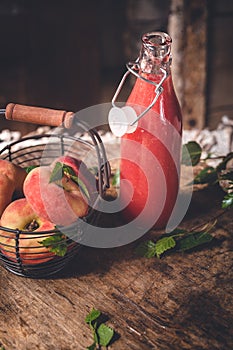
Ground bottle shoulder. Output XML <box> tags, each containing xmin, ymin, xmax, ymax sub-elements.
<box><xmin>127</xmin><ymin>75</ymin><xmax>182</xmax><ymax>133</ymax></box>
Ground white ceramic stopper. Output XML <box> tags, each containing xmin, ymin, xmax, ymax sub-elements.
<box><xmin>108</xmin><ymin>106</ymin><xmax>138</xmax><ymax>137</ymax></box>
<box><xmin>121</xmin><ymin>106</ymin><xmax>138</xmax><ymax>134</ymax></box>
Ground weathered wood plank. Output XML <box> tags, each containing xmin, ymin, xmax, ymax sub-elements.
<box><xmin>0</xmin><ymin>185</ymin><xmax>233</xmax><ymax>350</ymax></box>
<box><xmin>168</xmin><ymin>0</ymin><xmax>208</xmax><ymax>129</ymax></box>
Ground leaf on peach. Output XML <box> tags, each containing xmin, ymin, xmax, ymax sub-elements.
<box><xmin>50</xmin><ymin>162</ymin><xmax>90</xmax><ymax>199</ymax></box>
<box><xmin>49</xmin><ymin>162</ymin><xmax>64</xmax><ymax>183</ymax></box>
<box><xmin>39</xmin><ymin>233</ymin><xmax>68</xmax><ymax>257</ymax></box>
<box><xmin>25</xmin><ymin>165</ymin><xmax>38</xmax><ymax>174</ymax></box>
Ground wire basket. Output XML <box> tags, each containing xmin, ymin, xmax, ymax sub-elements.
<box><xmin>0</xmin><ymin>118</ymin><xmax>110</xmax><ymax>278</ymax></box>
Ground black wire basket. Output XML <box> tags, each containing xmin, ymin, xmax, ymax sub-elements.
<box><xmin>0</xmin><ymin>117</ymin><xmax>110</xmax><ymax>278</ymax></box>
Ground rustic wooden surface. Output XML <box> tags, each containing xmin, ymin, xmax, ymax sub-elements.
<box><xmin>0</xmin><ymin>184</ymin><xmax>233</xmax><ymax>350</ymax></box>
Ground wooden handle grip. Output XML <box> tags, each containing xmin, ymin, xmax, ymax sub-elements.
<box><xmin>5</xmin><ymin>103</ymin><xmax>75</xmax><ymax>128</ymax></box>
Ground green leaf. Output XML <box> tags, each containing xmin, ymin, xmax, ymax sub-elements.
<box><xmin>49</xmin><ymin>162</ymin><xmax>90</xmax><ymax>199</ymax></box>
<box><xmin>93</xmin><ymin>322</ymin><xmax>99</xmax><ymax>344</ymax></box>
<box><xmin>192</xmin><ymin>166</ymin><xmax>218</xmax><ymax>185</ymax></box>
<box><xmin>70</xmin><ymin>175</ymin><xmax>90</xmax><ymax>199</ymax></box>
<box><xmin>112</xmin><ymin>168</ymin><xmax>120</xmax><ymax>187</ymax></box>
<box><xmin>50</xmin><ymin>162</ymin><xmax>77</xmax><ymax>184</ymax></box>
<box><xmin>62</xmin><ymin>163</ymin><xmax>90</xmax><ymax>198</ymax></box>
<box><xmin>135</xmin><ymin>221</ymin><xmax>216</xmax><ymax>259</ymax></box>
<box><xmin>135</xmin><ymin>240</ymin><xmax>157</xmax><ymax>258</ymax></box>
<box><xmin>178</xmin><ymin>231</ymin><xmax>213</xmax><ymax>252</ymax></box>
<box><xmin>86</xmin><ymin>342</ymin><xmax>96</xmax><ymax>350</ymax></box>
<box><xmin>51</xmin><ymin>162</ymin><xmax>90</xmax><ymax>199</ymax></box>
<box><xmin>85</xmin><ymin>308</ymin><xmax>101</xmax><ymax>324</ymax></box>
<box><xmin>182</xmin><ymin>141</ymin><xmax>202</xmax><ymax>166</ymax></box>
<box><xmin>39</xmin><ymin>234</ymin><xmax>67</xmax><ymax>257</ymax></box>
<box><xmin>216</xmin><ymin>152</ymin><xmax>233</xmax><ymax>172</ymax></box>
<box><xmin>155</xmin><ymin>236</ymin><xmax>176</xmax><ymax>258</ymax></box>
<box><xmin>62</xmin><ymin>163</ymin><xmax>76</xmax><ymax>177</ymax></box>
<box><xmin>218</xmin><ymin>169</ymin><xmax>233</xmax><ymax>193</ymax></box>
<box><xmin>49</xmin><ymin>162</ymin><xmax>64</xmax><ymax>183</ymax></box>
<box><xmin>97</xmin><ymin>323</ymin><xmax>114</xmax><ymax>347</ymax></box>
<box><xmin>222</xmin><ymin>192</ymin><xmax>233</xmax><ymax>209</ymax></box>
<box><xmin>85</xmin><ymin>308</ymin><xmax>116</xmax><ymax>348</ymax></box>
<box><xmin>219</xmin><ymin>170</ymin><xmax>233</xmax><ymax>182</ymax></box>
<box><xmin>25</xmin><ymin>165</ymin><xmax>38</xmax><ymax>174</ymax></box>
<box><xmin>85</xmin><ymin>309</ymin><xmax>100</xmax><ymax>349</ymax></box>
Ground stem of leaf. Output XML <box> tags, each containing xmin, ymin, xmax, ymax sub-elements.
<box><xmin>201</xmin><ymin>154</ymin><xmax>225</xmax><ymax>161</ymax></box>
<box><xmin>188</xmin><ymin>209</ymin><xmax>227</xmax><ymax>233</ymax></box>
<box><xmin>89</xmin><ymin>322</ymin><xmax>100</xmax><ymax>349</ymax></box>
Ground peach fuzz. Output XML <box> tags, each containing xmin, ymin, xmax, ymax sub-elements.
<box><xmin>0</xmin><ymin>198</ymin><xmax>55</xmax><ymax>264</ymax></box>
<box><xmin>23</xmin><ymin>165</ymin><xmax>89</xmax><ymax>226</ymax></box>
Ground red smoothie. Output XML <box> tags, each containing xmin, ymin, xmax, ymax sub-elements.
<box><xmin>120</xmin><ymin>38</ymin><xmax>182</xmax><ymax>229</ymax></box>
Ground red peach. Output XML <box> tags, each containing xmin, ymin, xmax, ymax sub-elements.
<box><xmin>50</xmin><ymin>155</ymin><xmax>97</xmax><ymax>199</ymax></box>
<box><xmin>0</xmin><ymin>159</ymin><xmax>27</xmax><ymax>216</ymax></box>
<box><xmin>23</xmin><ymin>165</ymin><xmax>89</xmax><ymax>226</ymax></box>
<box><xmin>0</xmin><ymin>198</ymin><xmax>56</xmax><ymax>264</ymax></box>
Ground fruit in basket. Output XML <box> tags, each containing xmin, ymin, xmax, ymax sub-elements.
<box><xmin>0</xmin><ymin>159</ymin><xmax>27</xmax><ymax>216</ymax></box>
<box><xmin>23</xmin><ymin>157</ymin><xmax>93</xmax><ymax>226</ymax></box>
<box><xmin>0</xmin><ymin>198</ymin><xmax>56</xmax><ymax>264</ymax></box>
<box><xmin>50</xmin><ymin>155</ymin><xmax>97</xmax><ymax>195</ymax></box>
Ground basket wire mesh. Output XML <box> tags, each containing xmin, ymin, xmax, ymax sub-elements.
<box><xmin>0</xmin><ymin>118</ymin><xmax>110</xmax><ymax>278</ymax></box>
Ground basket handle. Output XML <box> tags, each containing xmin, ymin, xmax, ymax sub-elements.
<box><xmin>5</xmin><ymin>103</ymin><xmax>75</xmax><ymax>128</ymax></box>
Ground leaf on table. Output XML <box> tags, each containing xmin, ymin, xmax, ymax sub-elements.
<box><xmin>218</xmin><ymin>169</ymin><xmax>233</xmax><ymax>193</ymax></box>
<box><xmin>216</xmin><ymin>152</ymin><xmax>233</xmax><ymax>172</ymax></box>
<box><xmin>136</xmin><ymin>236</ymin><xmax>176</xmax><ymax>259</ymax></box>
<box><xmin>135</xmin><ymin>222</ymin><xmax>216</xmax><ymax>259</ymax></box>
<box><xmin>135</xmin><ymin>240</ymin><xmax>157</xmax><ymax>258</ymax></box>
<box><xmin>192</xmin><ymin>166</ymin><xmax>218</xmax><ymax>185</ymax></box>
<box><xmin>97</xmin><ymin>323</ymin><xmax>114</xmax><ymax>347</ymax></box>
<box><xmin>222</xmin><ymin>192</ymin><xmax>233</xmax><ymax>209</ymax></box>
<box><xmin>177</xmin><ymin>231</ymin><xmax>213</xmax><ymax>252</ymax></box>
<box><xmin>85</xmin><ymin>308</ymin><xmax>116</xmax><ymax>349</ymax></box>
<box><xmin>86</xmin><ymin>342</ymin><xmax>96</xmax><ymax>350</ymax></box>
<box><xmin>93</xmin><ymin>322</ymin><xmax>99</xmax><ymax>344</ymax></box>
<box><xmin>85</xmin><ymin>308</ymin><xmax>101</xmax><ymax>324</ymax></box>
<box><xmin>181</xmin><ymin>141</ymin><xmax>202</xmax><ymax>166</ymax></box>
<box><xmin>155</xmin><ymin>236</ymin><xmax>176</xmax><ymax>258</ymax></box>
<box><xmin>219</xmin><ymin>170</ymin><xmax>233</xmax><ymax>182</ymax></box>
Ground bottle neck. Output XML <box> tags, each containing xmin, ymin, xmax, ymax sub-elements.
<box><xmin>138</xmin><ymin>32</ymin><xmax>172</xmax><ymax>76</ymax></box>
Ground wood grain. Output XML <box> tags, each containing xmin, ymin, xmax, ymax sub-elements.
<box><xmin>0</xmin><ymin>186</ymin><xmax>233</xmax><ymax>350</ymax></box>
<box><xmin>5</xmin><ymin>104</ymin><xmax>74</xmax><ymax>129</ymax></box>
<box><xmin>168</xmin><ymin>0</ymin><xmax>208</xmax><ymax>129</ymax></box>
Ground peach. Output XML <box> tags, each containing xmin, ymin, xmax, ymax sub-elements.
<box><xmin>0</xmin><ymin>198</ymin><xmax>56</xmax><ymax>264</ymax></box>
<box><xmin>23</xmin><ymin>165</ymin><xmax>89</xmax><ymax>226</ymax></box>
<box><xmin>50</xmin><ymin>155</ymin><xmax>97</xmax><ymax>198</ymax></box>
<box><xmin>0</xmin><ymin>159</ymin><xmax>27</xmax><ymax>216</ymax></box>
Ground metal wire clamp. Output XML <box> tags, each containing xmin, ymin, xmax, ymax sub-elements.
<box><xmin>111</xmin><ymin>60</ymin><xmax>168</xmax><ymax>126</ymax></box>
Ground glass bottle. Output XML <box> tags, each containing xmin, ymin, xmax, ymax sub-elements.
<box><xmin>119</xmin><ymin>31</ymin><xmax>183</xmax><ymax>229</ymax></box>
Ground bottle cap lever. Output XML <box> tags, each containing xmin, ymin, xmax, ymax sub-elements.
<box><xmin>108</xmin><ymin>63</ymin><xmax>167</xmax><ymax>137</ymax></box>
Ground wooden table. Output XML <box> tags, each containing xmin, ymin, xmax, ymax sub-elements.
<box><xmin>0</xmin><ymin>180</ymin><xmax>233</xmax><ymax>350</ymax></box>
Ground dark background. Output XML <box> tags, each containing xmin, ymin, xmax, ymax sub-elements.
<box><xmin>0</xmin><ymin>0</ymin><xmax>232</xmax><ymax>134</ymax></box>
